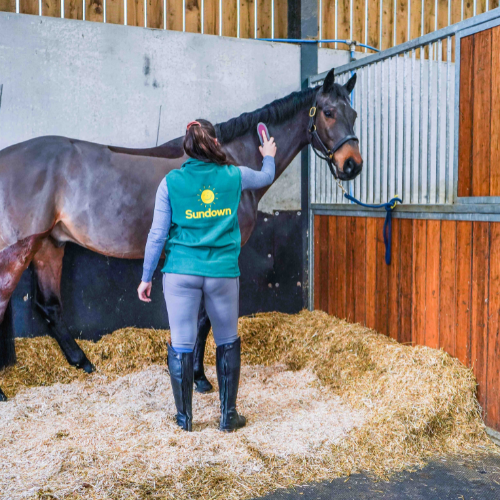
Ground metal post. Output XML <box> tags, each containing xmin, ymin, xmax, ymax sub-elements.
<box><xmin>299</xmin><ymin>0</ymin><xmax>318</xmax><ymax>309</ymax></box>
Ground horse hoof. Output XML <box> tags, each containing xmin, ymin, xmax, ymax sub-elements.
<box><xmin>0</xmin><ymin>389</ymin><xmax>7</xmax><ymax>402</ymax></box>
<box><xmin>79</xmin><ymin>359</ymin><xmax>95</xmax><ymax>374</ymax></box>
<box><xmin>194</xmin><ymin>377</ymin><xmax>213</xmax><ymax>394</ymax></box>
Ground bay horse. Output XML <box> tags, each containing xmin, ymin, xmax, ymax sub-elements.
<box><xmin>0</xmin><ymin>68</ymin><xmax>362</xmax><ymax>401</ymax></box>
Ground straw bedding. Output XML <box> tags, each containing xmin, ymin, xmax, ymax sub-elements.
<box><xmin>0</xmin><ymin>310</ymin><xmax>495</xmax><ymax>499</ymax></box>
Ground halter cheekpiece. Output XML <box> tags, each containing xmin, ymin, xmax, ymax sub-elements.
<box><xmin>307</xmin><ymin>101</ymin><xmax>359</xmax><ymax>180</ymax></box>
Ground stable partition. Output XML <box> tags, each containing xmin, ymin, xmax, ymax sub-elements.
<box><xmin>309</xmin><ymin>10</ymin><xmax>500</xmax><ymax>432</ymax></box>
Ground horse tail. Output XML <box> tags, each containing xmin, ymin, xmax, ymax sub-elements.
<box><xmin>0</xmin><ymin>300</ymin><xmax>16</xmax><ymax>370</ymax></box>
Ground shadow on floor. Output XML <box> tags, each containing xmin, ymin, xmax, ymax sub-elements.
<box><xmin>254</xmin><ymin>454</ymin><xmax>500</xmax><ymax>500</ymax></box>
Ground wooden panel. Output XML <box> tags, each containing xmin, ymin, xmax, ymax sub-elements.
<box><xmin>337</xmin><ymin>0</ymin><xmax>350</xmax><ymax>42</ymax></box>
<box><xmin>381</xmin><ymin>0</ymin><xmax>394</xmax><ymax>51</ymax></box>
<box><xmin>367</xmin><ymin>0</ymin><xmax>381</xmax><ymax>51</ymax></box>
<box><xmin>399</xmin><ymin>218</ymin><xmax>413</xmax><ymax>344</ymax></box>
<box><xmin>148</xmin><ymin>0</ymin><xmax>164</xmax><ymax>29</ymax></box>
<box><xmin>20</xmin><ymin>0</ymin><xmax>38</xmax><ymax>14</ymax></box>
<box><xmin>463</xmin><ymin>0</ymin><xmax>475</xmax><ymax>20</ymax></box>
<box><xmin>410</xmin><ymin>0</ymin><xmax>422</xmax><ymax>40</ymax></box>
<box><xmin>423</xmin><ymin>0</ymin><xmax>434</xmax><ymax>35</ymax></box>
<box><xmin>319</xmin><ymin>216</ymin><xmax>330</xmax><ymax>313</ymax></box>
<box><xmin>86</xmin><ymin>0</ymin><xmax>104</xmax><ymax>22</ymax></box>
<box><xmin>471</xmin><ymin>221</ymin><xmax>489</xmax><ymax>407</ymax></box>
<box><xmin>396</xmin><ymin>0</ymin><xmax>408</xmax><ymax>45</ymax></box>
<box><xmin>487</xmin><ymin>222</ymin><xmax>500</xmax><ymax>430</ymax></box>
<box><xmin>352</xmin><ymin>0</ymin><xmax>364</xmax><ymax>52</ymax></box>
<box><xmin>0</xmin><ymin>0</ymin><xmax>16</xmax><ymax>12</ymax></box>
<box><xmin>471</xmin><ymin>29</ymin><xmax>492</xmax><ymax>197</ymax></box>
<box><xmin>436</xmin><ymin>0</ymin><xmax>447</xmax><ymax>30</ymax></box>
<box><xmin>345</xmin><ymin>217</ymin><xmax>356</xmax><ymax>323</ymax></box>
<box><xmin>455</xmin><ymin>221</ymin><xmax>473</xmax><ymax>366</ymax></box>
<box><xmin>65</xmin><ymin>0</ymin><xmax>83</xmax><ymax>19</ymax></box>
<box><xmin>222</xmin><ymin>0</ymin><xmax>237</xmax><ymax>37</ymax></box>
<box><xmin>321</xmin><ymin>0</ymin><xmax>336</xmax><ymax>49</ymax></box>
<box><xmin>327</xmin><ymin>216</ymin><xmax>337</xmax><ymax>315</ymax></box>
<box><xmin>412</xmin><ymin>219</ymin><xmax>426</xmax><ymax>346</ymax></box>
<box><xmin>425</xmin><ymin>220</ymin><xmax>440</xmax><ymax>349</ymax></box>
<box><xmin>274</xmin><ymin>0</ymin><xmax>287</xmax><ymax>38</ymax></box>
<box><xmin>204</xmin><ymin>0</ymin><xmax>219</xmax><ymax>35</ymax></box>
<box><xmin>458</xmin><ymin>34</ymin><xmax>474</xmax><ymax>197</ymax></box>
<box><xmin>490</xmin><ymin>26</ymin><xmax>500</xmax><ymax>196</ymax></box>
<box><xmin>107</xmin><ymin>0</ymin><xmax>125</xmax><ymax>24</ymax></box>
<box><xmin>365</xmin><ymin>217</ymin><xmax>377</xmax><ymax>329</ymax></box>
<box><xmin>354</xmin><ymin>217</ymin><xmax>366</xmax><ymax>325</ymax></box>
<box><xmin>239</xmin><ymin>0</ymin><xmax>255</xmax><ymax>39</ymax></box>
<box><xmin>128</xmin><ymin>0</ymin><xmax>145</xmax><ymax>26</ymax></box>
<box><xmin>314</xmin><ymin>215</ymin><xmax>321</xmax><ymax>311</ymax></box>
<box><xmin>375</xmin><ymin>217</ymin><xmax>389</xmax><ymax>336</ymax></box>
<box><xmin>439</xmin><ymin>220</ymin><xmax>457</xmax><ymax>356</ymax></box>
<box><xmin>43</xmin><ymin>0</ymin><xmax>61</xmax><ymax>17</ymax></box>
<box><xmin>335</xmin><ymin>217</ymin><xmax>347</xmax><ymax>319</ymax></box>
<box><xmin>257</xmin><ymin>0</ymin><xmax>271</xmax><ymax>38</ymax></box>
<box><xmin>388</xmin><ymin>217</ymin><xmax>401</xmax><ymax>340</ymax></box>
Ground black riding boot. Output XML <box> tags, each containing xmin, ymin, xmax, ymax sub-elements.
<box><xmin>216</xmin><ymin>337</ymin><xmax>246</xmax><ymax>432</ymax></box>
<box><xmin>167</xmin><ymin>343</ymin><xmax>194</xmax><ymax>432</ymax></box>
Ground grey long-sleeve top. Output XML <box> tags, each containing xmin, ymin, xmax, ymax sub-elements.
<box><xmin>141</xmin><ymin>156</ymin><xmax>276</xmax><ymax>282</ymax></box>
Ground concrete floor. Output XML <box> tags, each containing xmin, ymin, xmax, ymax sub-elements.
<box><xmin>254</xmin><ymin>455</ymin><xmax>500</xmax><ymax>500</ymax></box>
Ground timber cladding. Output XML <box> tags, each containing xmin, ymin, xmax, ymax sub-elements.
<box><xmin>458</xmin><ymin>25</ymin><xmax>500</xmax><ymax>197</ymax></box>
<box><xmin>313</xmin><ymin>215</ymin><xmax>500</xmax><ymax>432</ymax></box>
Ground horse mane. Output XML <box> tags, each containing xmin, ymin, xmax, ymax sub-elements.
<box><xmin>215</xmin><ymin>85</ymin><xmax>321</xmax><ymax>145</ymax></box>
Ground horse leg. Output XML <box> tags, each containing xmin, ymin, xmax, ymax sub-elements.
<box><xmin>32</xmin><ymin>238</ymin><xmax>94</xmax><ymax>373</ymax></box>
<box><xmin>0</xmin><ymin>234</ymin><xmax>46</xmax><ymax>401</ymax></box>
<box><xmin>193</xmin><ymin>300</ymin><xmax>214</xmax><ymax>393</ymax></box>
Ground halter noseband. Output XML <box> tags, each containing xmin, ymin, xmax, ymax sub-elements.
<box><xmin>308</xmin><ymin>101</ymin><xmax>359</xmax><ymax>180</ymax></box>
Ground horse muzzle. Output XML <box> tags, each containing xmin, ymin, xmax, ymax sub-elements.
<box><xmin>337</xmin><ymin>157</ymin><xmax>363</xmax><ymax>181</ymax></box>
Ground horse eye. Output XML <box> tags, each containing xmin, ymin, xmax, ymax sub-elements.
<box><xmin>324</xmin><ymin>110</ymin><xmax>332</xmax><ymax>118</ymax></box>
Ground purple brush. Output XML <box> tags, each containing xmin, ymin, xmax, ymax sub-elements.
<box><xmin>257</xmin><ymin>122</ymin><xmax>270</xmax><ymax>146</ymax></box>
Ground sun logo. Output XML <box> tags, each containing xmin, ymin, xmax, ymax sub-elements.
<box><xmin>198</xmin><ymin>186</ymin><xmax>218</xmax><ymax>207</ymax></box>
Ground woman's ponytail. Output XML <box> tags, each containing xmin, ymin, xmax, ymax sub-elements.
<box><xmin>183</xmin><ymin>119</ymin><xmax>227</xmax><ymax>165</ymax></box>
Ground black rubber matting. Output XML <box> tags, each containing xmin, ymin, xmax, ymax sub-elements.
<box><xmin>253</xmin><ymin>455</ymin><xmax>500</xmax><ymax>500</ymax></box>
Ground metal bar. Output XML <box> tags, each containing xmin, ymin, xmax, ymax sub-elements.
<box><xmin>311</xmin><ymin>1</ymin><xmax>500</xmax><ymax>84</ymax></box>
<box><xmin>16</xmin><ymin>0</ymin><xmax>19</xmax><ymax>14</ymax></box>
<box><xmin>335</xmin><ymin>0</ymin><xmax>338</xmax><ymax>49</ymax></box>
<box><xmin>426</xmin><ymin>43</ymin><xmax>433</xmax><ymax>203</ymax></box>
<box><xmin>145</xmin><ymin>0</ymin><xmax>148</xmax><ymax>28</ymax></box>
<box><xmin>319</xmin><ymin>0</ymin><xmax>322</xmax><ymax>48</ymax></box>
<box><xmin>164</xmin><ymin>0</ymin><xmax>167</xmax><ymax>29</ymax></box>
<box><xmin>418</xmin><ymin>44</ymin><xmax>424</xmax><ymax>203</ymax></box>
<box><xmin>368</xmin><ymin>62</ymin><xmax>373</xmax><ymax>203</ymax></box>
<box><xmin>421</xmin><ymin>0</ymin><xmax>424</xmax><ymax>36</ymax></box>
<box><xmin>104</xmin><ymin>0</ymin><xmax>106</xmax><ymax>22</ymax></box>
<box><xmin>393</xmin><ymin>0</ymin><xmax>397</xmax><ymax>47</ymax></box>
<box><xmin>272</xmin><ymin>0</ymin><xmax>275</xmax><ymax>39</ymax></box>
<box><xmin>402</xmin><ymin>51</ymin><xmax>408</xmax><ymax>201</ymax></box>
<box><xmin>379</xmin><ymin>61</ymin><xmax>384</xmax><ymax>204</ymax></box>
<box><xmin>350</xmin><ymin>0</ymin><xmax>353</xmax><ymax>41</ymax></box>
<box><xmin>361</xmin><ymin>67</ymin><xmax>367</xmax><ymax>201</ymax></box>
<box><xmin>410</xmin><ymin>48</ymin><xmax>416</xmax><ymax>203</ymax></box>
<box><xmin>365</xmin><ymin>0</ymin><xmax>368</xmax><ymax>52</ymax></box>
<box><xmin>461</xmin><ymin>0</ymin><xmax>464</xmax><ymax>21</ymax></box>
<box><xmin>61</xmin><ymin>0</ymin><xmax>64</xmax><ymax>18</ymax></box>
<box><xmin>83</xmin><ymin>0</ymin><xmax>85</xmax><ymax>21</ymax></box>
<box><xmin>436</xmin><ymin>39</ymin><xmax>442</xmax><ymax>203</ymax></box>
<box><xmin>219</xmin><ymin>0</ymin><xmax>222</xmax><ymax>35</ymax></box>
<box><xmin>445</xmin><ymin>36</ymin><xmax>452</xmax><ymax>203</ymax></box>
<box><xmin>448</xmin><ymin>0</ymin><xmax>451</xmax><ymax>26</ymax></box>
<box><xmin>237</xmin><ymin>0</ymin><xmax>240</xmax><ymax>37</ymax></box>
<box><xmin>379</xmin><ymin>0</ymin><xmax>383</xmax><ymax>50</ymax></box>
<box><xmin>254</xmin><ymin>0</ymin><xmax>257</xmax><ymax>39</ymax></box>
<box><xmin>39</xmin><ymin>0</ymin><xmax>42</xmax><ymax>15</ymax></box>
<box><xmin>394</xmin><ymin>55</ymin><xmax>399</xmax><ymax>198</ymax></box>
<box><xmin>453</xmin><ymin>31</ymin><xmax>462</xmax><ymax>203</ymax></box>
<box><xmin>435</xmin><ymin>0</ymin><xmax>438</xmax><ymax>32</ymax></box>
<box><xmin>474</xmin><ymin>0</ymin><xmax>477</xmax><ymax>17</ymax></box>
<box><xmin>201</xmin><ymin>0</ymin><xmax>204</xmax><ymax>34</ymax></box>
<box><xmin>387</xmin><ymin>57</ymin><xmax>392</xmax><ymax>200</ymax></box>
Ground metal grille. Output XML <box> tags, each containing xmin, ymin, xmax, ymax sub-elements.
<box><xmin>310</xmin><ymin>37</ymin><xmax>457</xmax><ymax>206</ymax></box>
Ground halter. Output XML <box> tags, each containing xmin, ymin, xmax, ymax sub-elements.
<box><xmin>307</xmin><ymin>101</ymin><xmax>359</xmax><ymax>181</ymax></box>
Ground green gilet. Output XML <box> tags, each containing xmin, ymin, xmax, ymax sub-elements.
<box><xmin>162</xmin><ymin>158</ymin><xmax>242</xmax><ymax>278</ymax></box>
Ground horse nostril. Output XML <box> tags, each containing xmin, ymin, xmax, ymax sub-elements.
<box><xmin>344</xmin><ymin>158</ymin><xmax>355</xmax><ymax>175</ymax></box>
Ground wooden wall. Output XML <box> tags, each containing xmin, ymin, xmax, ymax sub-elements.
<box><xmin>458</xmin><ymin>26</ymin><xmax>500</xmax><ymax>197</ymax></box>
<box><xmin>314</xmin><ymin>214</ymin><xmax>500</xmax><ymax>431</ymax></box>
<box><xmin>2</xmin><ymin>1</ymin><xmax>498</xmax><ymax>48</ymax></box>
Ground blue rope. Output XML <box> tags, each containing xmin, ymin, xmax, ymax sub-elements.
<box><xmin>344</xmin><ymin>193</ymin><xmax>402</xmax><ymax>265</ymax></box>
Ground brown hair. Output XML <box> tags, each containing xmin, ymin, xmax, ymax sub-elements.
<box><xmin>183</xmin><ymin>119</ymin><xmax>227</xmax><ymax>165</ymax></box>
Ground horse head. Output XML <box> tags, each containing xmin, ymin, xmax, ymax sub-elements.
<box><xmin>309</xmin><ymin>68</ymin><xmax>363</xmax><ymax>181</ymax></box>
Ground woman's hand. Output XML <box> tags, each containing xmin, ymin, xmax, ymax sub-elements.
<box><xmin>259</xmin><ymin>132</ymin><xmax>277</xmax><ymax>158</ymax></box>
<box><xmin>138</xmin><ymin>281</ymin><xmax>152</xmax><ymax>302</ymax></box>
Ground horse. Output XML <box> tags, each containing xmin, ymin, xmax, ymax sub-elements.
<box><xmin>0</xmin><ymin>68</ymin><xmax>362</xmax><ymax>401</ymax></box>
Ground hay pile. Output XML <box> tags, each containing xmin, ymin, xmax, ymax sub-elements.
<box><xmin>0</xmin><ymin>310</ymin><xmax>495</xmax><ymax>500</ymax></box>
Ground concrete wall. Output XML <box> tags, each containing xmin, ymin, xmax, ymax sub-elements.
<box><xmin>0</xmin><ymin>13</ymin><xmax>358</xmax><ymax>212</ymax></box>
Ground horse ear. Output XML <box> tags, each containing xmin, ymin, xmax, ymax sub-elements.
<box><xmin>322</xmin><ymin>68</ymin><xmax>335</xmax><ymax>93</ymax></box>
<box><xmin>344</xmin><ymin>73</ymin><xmax>357</xmax><ymax>94</ymax></box>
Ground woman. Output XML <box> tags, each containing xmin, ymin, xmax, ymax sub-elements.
<box><xmin>138</xmin><ymin>119</ymin><xmax>276</xmax><ymax>432</ymax></box>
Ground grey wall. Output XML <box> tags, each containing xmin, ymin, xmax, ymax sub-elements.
<box><xmin>0</xmin><ymin>13</ymin><xmax>356</xmax><ymax>212</ymax></box>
